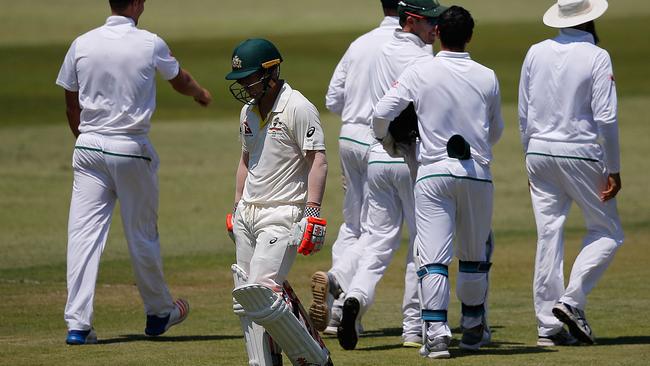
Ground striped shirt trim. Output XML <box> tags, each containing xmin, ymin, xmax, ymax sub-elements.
<box><xmin>338</xmin><ymin>137</ymin><xmax>371</xmax><ymax>147</ymax></box>
<box><xmin>75</xmin><ymin>146</ymin><xmax>152</xmax><ymax>161</ymax></box>
<box><xmin>368</xmin><ymin>160</ymin><xmax>407</xmax><ymax>165</ymax></box>
<box><xmin>526</xmin><ymin>152</ymin><xmax>599</xmax><ymax>162</ymax></box>
<box><xmin>416</xmin><ymin>173</ymin><xmax>492</xmax><ymax>184</ymax></box>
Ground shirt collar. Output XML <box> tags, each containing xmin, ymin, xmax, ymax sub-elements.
<box><xmin>436</xmin><ymin>50</ymin><xmax>471</xmax><ymax>59</ymax></box>
<box><xmin>271</xmin><ymin>81</ymin><xmax>293</xmax><ymax>113</ymax></box>
<box><xmin>557</xmin><ymin>28</ymin><xmax>595</xmax><ymax>44</ymax></box>
<box><xmin>380</xmin><ymin>16</ymin><xmax>400</xmax><ymax>29</ymax></box>
<box><xmin>105</xmin><ymin>15</ymin><xmax>136</xmax><ymax>27</ymax></box>
<box><xmin>393</xmin><ymin>30</ymin><xmax>427</xmax><ymax>48</ymax></box>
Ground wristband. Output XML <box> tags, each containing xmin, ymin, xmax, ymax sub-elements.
<box><xmin>304</xmin><ymin>205</ymin><xmax>321</xmax><ymax>218</ymax></box>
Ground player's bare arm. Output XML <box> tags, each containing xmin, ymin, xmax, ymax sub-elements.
<box><xmin>63</xmin><ymin>90</ymin><xmax>81</xmax><ymax>138</ymax></box>
<box><xmin>305</xmin><ymin>150</ymin><xmax>328</xmax><ymax>206</ymax></box>
<box><xmin>234</xmin><ymin>150</ymin><xmax>249</xmax><ymax>205</ymax></box>
<box><xmin>169</xmin><ymin>68</ymin><xmax>212</xmax><ymax>106</ymax></box>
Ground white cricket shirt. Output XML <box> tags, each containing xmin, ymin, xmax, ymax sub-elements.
<box><xmin>373</xmin><ymin>51</ymin><xmax>504</xmax><ymax>167</ymax></box>
<box><xmin>56</xmin><ymin>16</ymin><xmax>180</xmax><ymax>136</ymax></box>
<box><xmin>518</xmin><ymin>28</ymin><xmax>620</xmax><ymax>172</ymax></box>
<box><xmin>369</xmin><ymin>30</ymin><xmax>433</xmax><ymax>108</ymax></box>
<box><xmin>325</xmin><ymin>16</ymin><xmax>399</xmax><ymax>145</ymax></box>
<box><xmin>240</xmin><ymin>82</ymin><xmax>326</xmax><ymax>205</ymax></box>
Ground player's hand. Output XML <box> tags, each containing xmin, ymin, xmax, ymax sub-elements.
<box><xmin>601</xmin><ymin>172</ymin><xmax>621</xmax><ymax>201</ymax></box>
<box><xmin>194</xmin><ymin>88</ymin><xmax>212</xmax><ymax>107</ymax></box>
<box><xmin>293</xmin><ymin>216</ymin><xmax>327</xmax><ymax>256</ymax></box>
<box><xmin>381</xmin><ymin>132</ymin><xmax>400</xmax><ymax>157</ymax></box>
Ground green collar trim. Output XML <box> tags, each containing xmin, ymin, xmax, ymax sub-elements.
<box><xmin>526</xmin><ymin>152</ymin><xmax>599</xmax><ymax>163</ymax></box>
<box><xmin>75</xmin><ymin>146</ymin><xmax>152</xmax><ymax>161</ymax></box>
<box><xmin>416</xmin><ymin>173</ymin><xmax>492</xmax><ymax>184</ymax></box>
<box><xmin>338</xmin><ymin>137</ymin><xmax>371</xmax><ymax>147</ymax></box>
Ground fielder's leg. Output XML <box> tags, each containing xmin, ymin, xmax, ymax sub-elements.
<box><xmin>233</xmin><ymin>284</ymin><xmax>332</xmax><ymax>366</ymax></box>
<box><xmin>232</xmin><ymin>265</ymin><xmax>283</xmax><ymax>366</ymax></box>
<box><xmin>65</xmin><ymin>144</ymin><xmax>116</xmax><ymax>341</ymax></box>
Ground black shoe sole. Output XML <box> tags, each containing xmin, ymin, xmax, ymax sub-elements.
<box><xmin>552</xmin><ymin>307</ymin><xmax>594</xmax><ymax>345</ymax></box>
<box><xmin>337</xmin><ymin>298</ymin><xmax>360</xmax><ymax>350</ymax></box>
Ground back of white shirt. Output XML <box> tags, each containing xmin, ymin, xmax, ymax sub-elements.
<box><xmin>374</xmin><ymin>52</ymin><xmax>504</xmax><ymax>166</ymax></box>
<box><xmin>325</xmin><ymin>17</ymin><xmax>399</xmax><ymax>129</ymax></box>
<box><xmin>518</xmin><ymin>28</ymin><xmax>619</xmax><ymax>171</ymax></box>
<box><xmin>56</xmin><ymin>16</ymin><xmax>179</xmax><ymax>136</ymax></box>
<box><xmin>369</xmin><ymin>30</ymin><xmax>432</xmax><ymax>108</ymax></box>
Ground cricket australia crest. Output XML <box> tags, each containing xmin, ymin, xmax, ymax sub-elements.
<box><xmin>232</xmin><ymin>55</ymin><xmax>242</xmax><ymax>69</ymax></box>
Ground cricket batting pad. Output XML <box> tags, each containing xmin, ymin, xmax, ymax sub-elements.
<box><xmin>233</xmin><ymin>284</ymin><xmax>331</xmax><ymax>366</ymax></box>
<box><xmin>232</xmin><ymin>265</ymin><xmax>283</xmax><ymax>366</ymax></box>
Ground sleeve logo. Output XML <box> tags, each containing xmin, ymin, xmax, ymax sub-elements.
<box><xmin>306</xmin><ymin>126</ymin><xmax>316</xmax><ymax>138</ymax></box>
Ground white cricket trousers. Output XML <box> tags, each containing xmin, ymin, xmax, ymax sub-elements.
<box><xmin>415</xmin><ymin>159</ymin><xmax>493</xmax><ymax>339</ymax></box>
<box><xmin>346</xmin><ymin>147</ymin><xmax>420</xmax><ymax>337</ymax></box>
<box><xmin>329</xmin><ymin>137</ymin><xmax>370</xmax><ymax>291</ymax></box>
<box><xmin>65</xmin><ymin>133</ymin><xmax>174</xmax><ymax>331</ymax></box>
<box><xmin>234</xmin><ymin>202</ymin><xmax>303</xmax><ymax>291</ymax></box>
<box><xmin>526</xmin><ymin>143</ymin><xmax>623</xmax><ymax>337</ymax></box>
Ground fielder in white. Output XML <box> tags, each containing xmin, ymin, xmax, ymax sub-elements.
<box><xmin>311</xmin><ymin>0</ymin><xmax>401</xmax><ymax>334</ymax></box>
<box><xmin>224</xmin><ymin>38</ymin><xmax>332</xmax><ymax>366</ymax></box>
<box><xmin>374</xmin><ymin>6</ymin><xmax>503</xmax><ymax>358</ymax></box>
<box><xmin>336</xmin><ymin>0</ymin><xmax>443</xmax><ymax>351</ymax></box>
<box><xmin>519</xmin><ymin>0</ymin><xmax>624</xmax><ymax>347</ymax></box>
<box><xmin>56</xmin><ymin>0</ymin><xmax>212</xmax><ymax>345</ymax></box>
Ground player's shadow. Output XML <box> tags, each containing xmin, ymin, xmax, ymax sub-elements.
<box><xmin>591</xmin><ymin>336</ymin><xmax>650</xmax><ymax>346</ymax></box>
<box><xmin>98</xmin><ymin>334</ymin><xmax>242</xmax><ymax>344</ymax></box>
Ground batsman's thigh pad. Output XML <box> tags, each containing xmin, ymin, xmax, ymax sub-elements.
<box><xmin>233</xmin><ymin>284</ymin><xmax>330</xmax><ymax>366</ymax></box>
<box><xmin>232</xmin><ymin>265</ymin><xmax>282</xmax><ymax>366</ymax></box>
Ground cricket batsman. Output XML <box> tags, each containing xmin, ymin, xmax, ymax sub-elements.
<box><xmin>224</xmin><ymin>38</ymin><xmax>333</xmax><ymax>366</ymax></box>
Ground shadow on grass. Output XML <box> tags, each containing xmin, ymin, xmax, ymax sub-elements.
<box><xmin>593</xmin><ymin>336</ymin><xmax>650</xmax><ymax>346</ymax></box>
<box><xmin>98</xmin><ymin>334</ymin><xmax>242</xmax><ymax>344</ymax></box>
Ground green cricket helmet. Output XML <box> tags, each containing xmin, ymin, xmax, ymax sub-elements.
<box><xmin>225</xmin><ymin>38</ymin><xmax>283</xmax><ymax>80</ymax></box>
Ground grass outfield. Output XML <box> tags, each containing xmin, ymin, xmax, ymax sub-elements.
<box><xmin>1</xmin><ymin>98</ymin><xmax>650</xmax><ymax>364</ymax></box>
<box><xmin>2</xmin><ymin>1</ymin><xmax>650</xmax><ymax>365</ymax></box>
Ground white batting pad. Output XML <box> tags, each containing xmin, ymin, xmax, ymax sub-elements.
<box><xmin>232</xmin><ymin>265</ymin><xmax>282</xmax><ymax>366</ymax></box>
<box><xmin>233</xmin><ymin>284</ymin><xmax>330</xmax><ymax>366</ymax></box>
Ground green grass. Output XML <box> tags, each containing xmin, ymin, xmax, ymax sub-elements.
<box><xmin>1</xmin><ymin>1</ymin><xmax>650</xmax><ymax>364</ymax></box>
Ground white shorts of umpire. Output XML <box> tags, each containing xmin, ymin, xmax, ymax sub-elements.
<box><xmin>233</xmin><ymin>283</ymin><xmax>332</xmax><ymax>366</ymax></box>
<box><xmin>232</xmin><ymin>265</ymin><xmax>283</xmax><ymax>366</ymax></box>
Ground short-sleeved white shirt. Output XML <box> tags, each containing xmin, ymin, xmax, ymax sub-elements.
<box><xmin>56</xmin><ymin>16</ymin><xmax>179</xmax><ymax>136</ymax></box>
<box><xmin>240</xmin><ymin>82</ymin><xmax>326</xmax><ymax>205</ymax></box>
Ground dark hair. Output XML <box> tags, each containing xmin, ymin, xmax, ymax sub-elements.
<box><xmin>573</xmin><ymin>20</ymin><xmax>599</xmax><ymax>45</ymax></box>
<box><xmin>438</xmin><ymin>6</ymin><xmax>474</xmax><ymax>50</ymax></box>
<box><xmin>381</xmin><ymin>0</ymin><xmax>399</xmax><ymax>10</ymax></box>
<box><xmin>109</xmin><ymin>0</ymin><xmax>134</xmax><ymax>12</ymax></box>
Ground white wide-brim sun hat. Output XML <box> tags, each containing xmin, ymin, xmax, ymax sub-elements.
<box><xmin>543</xmin><ymin>0</ymin><xmax>609</xmax><ymax>28</ymax></box>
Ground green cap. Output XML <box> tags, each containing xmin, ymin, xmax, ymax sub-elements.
<box><xmin>398</xmin><ymin>0</ymin><xmax>447</xmax><ymax>19</ymax></box>
<box><xmin>225</xmin><ymin>38</ymin><xmax>283</xmax><ymax>80</ymax></box>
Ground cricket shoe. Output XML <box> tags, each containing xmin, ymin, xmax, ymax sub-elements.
<box><xmin>402</xmin><ymin>334</ymin><xmax>423</xmax><ymax>348</ymax></box>
<box><xmin>552</xmin><ymin>302</ymin><xmax>594</xmax><ymax>344</ymax></box>
<box><xmin>337</xmin><ymin>297</ymin><xmax>361</xmax><ymax>350</ymax></box>
<box><xmin>537</xmin><ymin>328</ymin><xmax>579</xmax><ymax>347</ymax></box>
<box><xmin>309</xmin><ymin>271</ymin><xmax>330</xmax><ymax>332</ymax></box>
<box><xmin>459</xmin><ymin>323</ymin><xmax>491</xmax><ymax>351</ymax></box>
<box><xmin>419</xmin><ymin>336</ymin><xmax>451</xmax><ymax>359</ymax></box>
<box><xmin>66</xmin><ymin>329</ymin><xmax>97</xmax><ymax>345</ymax></box>
<box><xmin>145</xmin><ymin>298</ymin><xmax>190</xmax><ymax>336</ymax></box>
